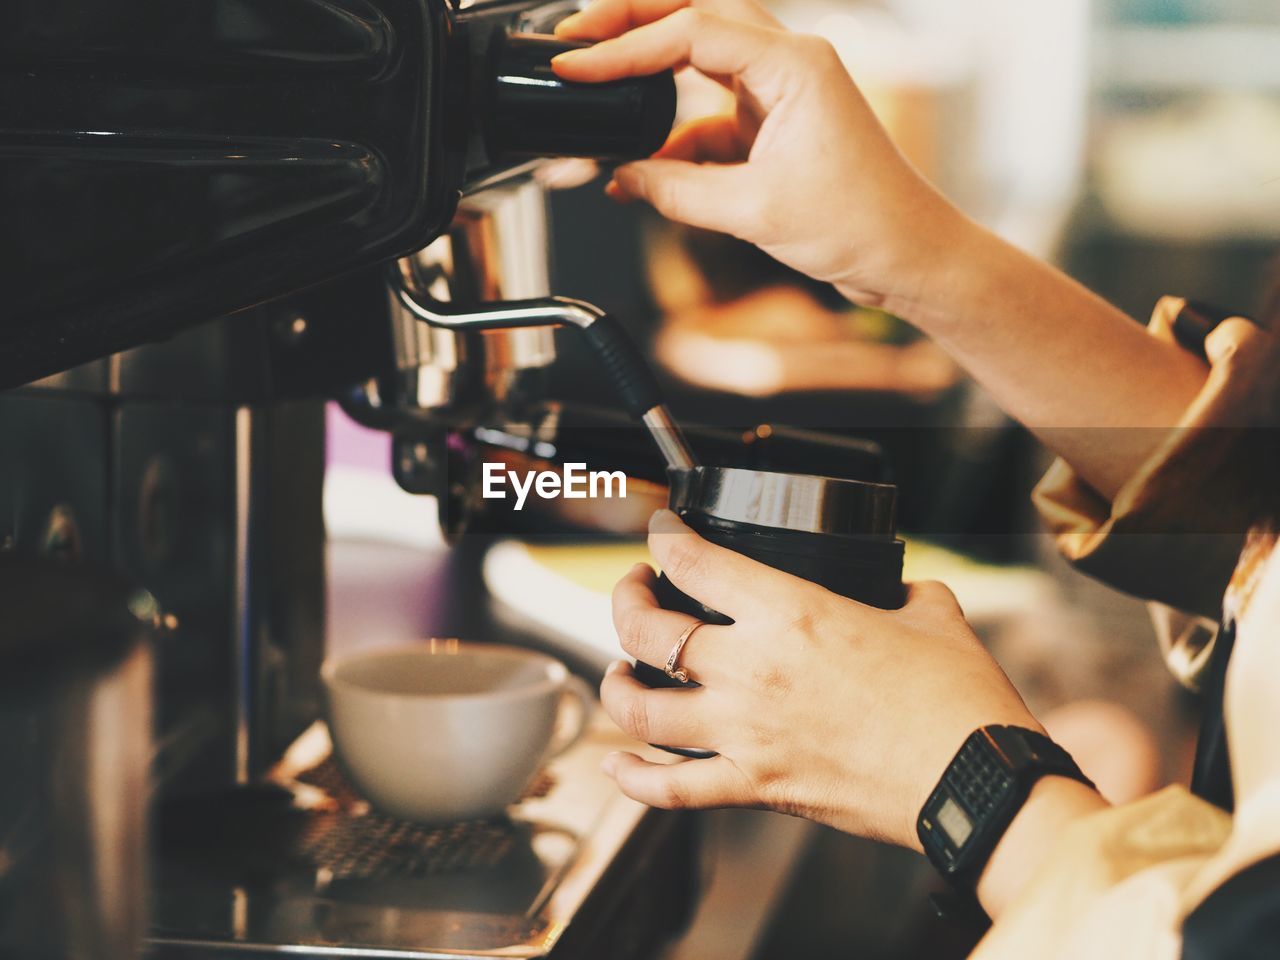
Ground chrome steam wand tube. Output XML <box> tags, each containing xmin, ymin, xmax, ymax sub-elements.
<box><xmin>393</xmin><ymin>276</ymin><xmax>698</xmax><ymax>472</ymax></box>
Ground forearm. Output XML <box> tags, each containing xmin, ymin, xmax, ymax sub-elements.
<box><xmin>862</xmin><ymin>222</ymin><xmax>1209</xmax><ymax>500</ymax></box>
<box><xmin>976</xmin><ymin>776</ymin><xmax>1110</xmax><ymax>920</ymax></box>
<box><xmin>558</xmin><ymin>0</ymin><xmax>1207</xmax><ymax>500</ymax></box>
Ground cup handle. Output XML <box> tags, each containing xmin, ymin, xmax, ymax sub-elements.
<box><xmin>545</xmin><ymin>674</ymin><xmax>594</xmax><ymax>760</ymax></box>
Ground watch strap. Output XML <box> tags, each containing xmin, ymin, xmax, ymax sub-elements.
<box><xmin>989</xmin><ymin>726</ymin><xmax>1093</xmax><ymax>785</ymax></box>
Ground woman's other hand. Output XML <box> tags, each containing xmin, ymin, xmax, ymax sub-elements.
<box><xmin>599</xmin><ymin>509</ymin><xmax>1042</xmax><ymax>851</ymax></box>
<box><xmin>555</xmin><ymin>0</ymin><xmax>1211</xmax><ymax>500</ymax></box>
<box><xmin>552</xmin><ymin>0</ymin><xmax>974</xmax><ymax>316</ymax></box>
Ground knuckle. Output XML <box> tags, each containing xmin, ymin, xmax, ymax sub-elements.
<box><xmin>779</xmin><ymin>605</ymin><xmax>816</xmax><ymax>637</ymax></box>
<box><xmin>936</xmin><ymin>582</ymin><xmax>962</xmax><ymax>609</ymax></box>
<box><xmin>752</xmin><ymin>668</ymin><xmax>793</xmax><ymax>701</ymax></box>
<box><xmin>747</xmin><ymin>718</ymin><xmax>780</xmax><ymax>745</ymax></box>
<box><xmin>1206</xmin><ymin>320</ymin><xmax>1256</xmax><ymax>364</ymax></box>
<box><xmin>616</xmin><ymin>692</ymin><xmax>652</xmax><ymax>742</ymax></box>
<box><xmin>917</xmin><ymin>579</ymin><xmax>956</xmax><ymax>603</ymax></box>
<box><xmin>777</xmin><ymin>590</ymin><xmax>831</xmax><ymax>638</ymax></box>
<box><xmin>757</xmin><ymin>778</ymin><xmax>803</xmax><ymax>817</ymax></box>
<box><xmin>616</xmin><ymin>607</ymin><xmax>652</xmax><ymax>656</ymax></box>
<box><xmin>669</xmin><ymin>7</ymin><xmax>703</xmax><ymax>32</ymax></box>
<box><xmin>648</xmin><ymin>176</ymin><xmax>678</xmax><ymax>214</ymax></box>
<box><xmin>754</xmin><ymin>767</ymin><xmax>786</xmax><ymax>792</ymax></box>
<box><xmin>912</xmin><ymin>580</ymin><xmax>964</xmax><ymax>619</ymax></box>
<box><xmin>794</xmin><ymin>32</ymin><xmax>838</xmax><ymax>66</ymax></box>
<box><xmin>1206</xmin><ymin>329</ymin><xmax>1239</xmax><ymax>361</ymax></box>
<box><xmin>654</xmin><ymin>776</ymin><xmax>691</xmax><ymax>810</ymax></box>
<box><xmin>661</xmin><ymin>536</ymin><xmax>705</xmax><ymax>588</ymax></box>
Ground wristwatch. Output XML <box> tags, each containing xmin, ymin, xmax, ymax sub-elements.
<box><xmin>918</xmin><ymin>725</ymin><xmax>1095</xmax><ymax>892</ymax></box>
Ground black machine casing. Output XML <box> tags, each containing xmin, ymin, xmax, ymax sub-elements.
<box><xmin>0</xmin><ymin>0</ymin><xmax>677</xmax><ymax>795</ymax></box>
<box><xmin>0</xmin><ymin>0</ymin><xmax>674</xmax><ymax>389</ymax></box>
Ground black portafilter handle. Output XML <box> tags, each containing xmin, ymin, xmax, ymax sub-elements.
<box><xmin>485</xmin><ymin>32</ymin><xmax>677</xmax><ymax>163</ymax></box>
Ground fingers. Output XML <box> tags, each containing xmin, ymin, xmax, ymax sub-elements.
<box><xmin>600</xmin><ymin>660</ymin><xmax>718</xmax><ymax>746</ymax></box>
<box><xmin>613</xmin><ymin>563</ymin><xmax>731</xmax><ymax>675</ymax></box>
<box><xmin>1204</xmin><ymin>316</ymin><xmax>1262</xmax><ymax>367</ymax></box>
<box><xmin>534</xmin><ymin>157</ymin><xmax>601</xmax><ymax>190</ymax></box>
<box><xmin>611</xmin><ymin>157</ymin><xmax>753</xmax><ymax>235</ymax></box>
<box><xmin>652</xmin><ymin>115</ymin><xmax>748</xmax><ymax>165</ymax></box>
<box><xmin>1202</xmin><ymin>316</ymin><xmax>1280</xmax><ymax>427</ymax></box>
<box><xmin>647</xmin><ymin>509</ymin><xmax>810</xmax><ymax>621</ymax></box>
<box><xmin>552</xmin><ymin>4</ymin><xmax>805</xmax><ymax>233</ymax></box>
<box><xmin>602</xmin><ymin>750</ymin><xmax>756</xmax><ymax>809</ymax></box>
<box><xmin>555</xmin><ymin>0</ymin><xmax>780</xmax><ymax>42</ymax></box>
<box><xmin>551</xmin><ymin>8</ymin><xmax>792</xmax><ymax>111</ymax></box>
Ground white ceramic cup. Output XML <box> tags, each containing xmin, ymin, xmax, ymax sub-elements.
<box><xmin>321</xmin><ymin>640</ymin><xmax>592</xmax><ymax>822</ymax></box>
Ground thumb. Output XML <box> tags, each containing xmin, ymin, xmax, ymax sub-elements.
<box><xmin>1203</xmin><ymin>316</ymin><xmax>1261</xmax><ymax>368</ymax></box>
<box><xmin>613</xmin><ymin>159</ymin><xmax>752</xmax><ymax>236</ymax></box>
<box><xmin>603</xmin><ymin>751</ymin><xmax>755</xmax><ymax>809</ymax></box>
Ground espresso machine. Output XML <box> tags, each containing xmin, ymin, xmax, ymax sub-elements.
<box><xmin>1</xmin><ymin>2</ymin><xmax>898</xmax><ymax>957</ymax></box>
<box><xmin>0</xmin><ymin>1</ymin><xmax>707</xmax><ymax>957</ymax></box>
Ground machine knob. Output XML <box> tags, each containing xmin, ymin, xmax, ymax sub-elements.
<box><xmin>484</xmin><ymin>33</ymin><xmax>676</xmax><ymax>163</ymax></box>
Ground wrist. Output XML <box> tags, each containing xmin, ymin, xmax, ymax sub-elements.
<box><xmin>916</xmin><ymin>724</ymin><xmax>1101</xmax><ymax>918</ymax></box>
<box><xmin>976</xmin><ymin>776</ymin><xmax>1109</xmax><ymax>919</ymax></box>
<box><xmin>835</xmin><ymin>205</ymin><xmax>997</xmax><ymax>333</ymax></box>
<box><xmin>903</xmin><ymin>711</ymin><xmax>1044</xmax><ymax>854</ymax></box>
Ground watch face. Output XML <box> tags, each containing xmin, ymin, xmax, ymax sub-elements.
<box><xmin>936</xmin><ymin>795</ymin><xmax>973</xmax><ymax>847</ymax></box>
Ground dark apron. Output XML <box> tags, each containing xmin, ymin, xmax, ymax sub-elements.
<box><xmin>1182</xmin><ymin>621</ymin><xmax>1280</xmax><ymax>957</ymax></box>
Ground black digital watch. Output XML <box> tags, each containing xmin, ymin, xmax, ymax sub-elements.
<box><xmin>918</xmin><ymin>725</ymin><xmax>1096</xmax><ymax>892</ymax></box>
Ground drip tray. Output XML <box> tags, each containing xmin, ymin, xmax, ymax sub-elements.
<box><xmin>289</xmin><ymin>758</ymin><xmax>554</xmax><ymax>883</ymax></box>
<box><xmin>147</xmin><ymin>716</ymin><xmax>695</xmax><ymax>959</ymax></box>
<box><xmin>294</xmin><ymin>794</ymin><xmax>523</xmax><ymax>883</ymax></box>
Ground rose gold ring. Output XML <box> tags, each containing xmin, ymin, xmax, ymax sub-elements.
<box><xmin>664</xmin><ymin>619</ymin><xmax>707</xmax><ymax>684</ymax></box>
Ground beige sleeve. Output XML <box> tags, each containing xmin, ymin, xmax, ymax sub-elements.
<box><xmin>973</xmin><ymin>545</ymin><xmax>1280</xmax><ymax>960</ymax></box>
<box><xmin>1032</xmin><ymin>296</ymin><xmax>1264</xmax><ymax>620</ymax></box>
<box><xmin>971</xmin><ymin>786</ymin><xmax>1231</xmax><ymax>960</ymax></box>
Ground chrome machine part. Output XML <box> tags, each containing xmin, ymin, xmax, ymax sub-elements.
<box><xmin>668</xmin><ymin>466</ymin><xmax>898</xmax><ymax>538</ymax></box>
<box><xmin>393</xmin><ymin>275</ymin><xmax>699</xmax><ymax>472</ymax></box>
<box><xmin>390</xmin><ymin>179</ymin><xmax>558</xmax><ymax>416</ymax></box>
<box><xmin>642</xmin><ymin>406</ymin><xmax>697</xmax><ymax>473</ymax></box>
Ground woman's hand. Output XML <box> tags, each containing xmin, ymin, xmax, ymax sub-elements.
<box><xmin>552</xmin><ymin>0</ymin><xmax>974</xmax><ymax>315</ymax></box>
<box><xmin>600</xmin><ymin>509</ymin><xmax>1043</xmax><ymax>850</ymax></box>
<box><xmin>555</xmin><ymin>0</ymin><xmax>1210</xmax><ymax>498</ymax></box>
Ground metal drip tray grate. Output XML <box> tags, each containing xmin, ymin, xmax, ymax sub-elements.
<box><xmin>296</xmin><ymin>808</ymin><xmax>518</xmax><ymax>881</ymax></box>
<box><xmin>284</xmin><ymin>757</ymin><xmax>556</xmax><ymax>881</ymax></box>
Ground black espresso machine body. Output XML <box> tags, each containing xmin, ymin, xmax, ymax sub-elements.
<box><xmin>2</xmin><ymin>0</ymin><xmax>454</xmax><ymax>388</ymax></box>
<box><xmin>0</xmin><ymin>0</ymin><xmax>674</xmax><ymax>389</ymax></box>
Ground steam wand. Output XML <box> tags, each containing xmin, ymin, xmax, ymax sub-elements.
<box><xmin>393</xmin><ymin>276</ymin><xmax>699</xmax><ymax>472</ymax></box>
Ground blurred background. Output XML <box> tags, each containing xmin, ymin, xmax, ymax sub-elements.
<box><xmin>324</xmin><ymin>2</ymin><xmax>1280</xmax><ymax>956</ymax></box>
